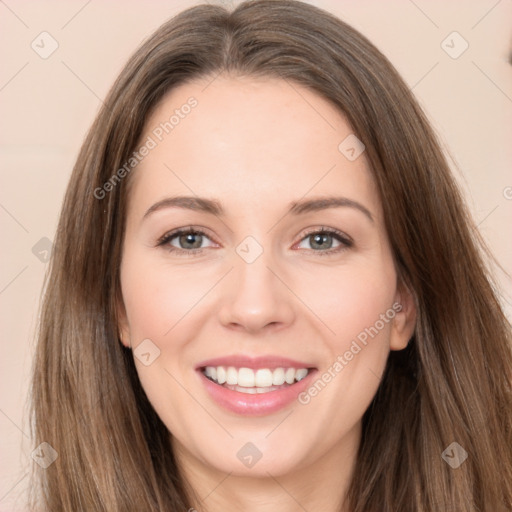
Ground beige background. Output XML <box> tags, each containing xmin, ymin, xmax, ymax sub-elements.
<box><xmin>1</xmin><ymin>0</ymin><xmax>511</xmax><ymax>509</ymax></box>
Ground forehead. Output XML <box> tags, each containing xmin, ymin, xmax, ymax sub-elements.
<box><xmin>128</xmin><ymin>74</ymin><xmax>380</xmax><ymax>218</ymax></box>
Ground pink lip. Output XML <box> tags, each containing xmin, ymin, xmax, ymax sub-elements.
<box><xmin>195</xmin><ymin>354</ymin><xmax>315</xmax><ymax>371</ymax></box>
<box><xmin>197</xmin><ymin>367</ymin><xmax>318</xmax><ymax>417</ymax></box>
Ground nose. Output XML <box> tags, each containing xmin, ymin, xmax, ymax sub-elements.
<box><xmin>218</xmin><ymin>249</ymin><xmax>296</xmax><ymax>334</ymax></box>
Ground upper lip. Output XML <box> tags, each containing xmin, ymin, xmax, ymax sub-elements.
<box><xmin>195</xmin><ymin>355</ymin><xmax>316</xmax><ymax>371</ymax></box>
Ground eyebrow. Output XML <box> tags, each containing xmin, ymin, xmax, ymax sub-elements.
<box><xmin>142</xmin><ymin>195</ymin><xmax>374</xmax><ymax>223</ymax></box>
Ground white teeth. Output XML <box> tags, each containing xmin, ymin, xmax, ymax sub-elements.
<box><xmin>224</xmin><ymin>384</ymin><xmax>285</xmax><ymax>394</ymax></box>
<box><xmin>216</xmin><ymin>366</ymin><xmax>226</xmax><ymax>384</ymax></box>
<box><xmin>204</xmin><ymin>366</ymin><xmax>217</xmax><ymax>380</ymax></box>
<box><xmin>255</xmin><ymin>369</ymin><xmax>273</xmax><ymax>387</ymax></box>
<box><xmin>202</xmin><ymin>365</ymin><xmax>310</xmax><ymax>389</ymax></box>
<box><xmin>295</xmin><ymin>368</ymin><xmax>308</xmax><ymax>381</ymax></box>
<box><xmin>272</xmin><ymin>368</ymin><xmax>285</xmax><ymax>385</ymax></box>
<box><xmin>285</xmin><ymin>368</ymin><xmax>296</xmax><ymax>384</ymax></box>
<box><xmin>226</xmin><ymin>366</ymin><xmax>238</xmax><ymax>385</ymax></box>
<box><xmin>238</xmin><ymin>367</ymin><xmax>255</xmax><ymax>387</ymax></box>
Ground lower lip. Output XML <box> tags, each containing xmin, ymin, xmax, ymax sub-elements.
<box><xmin>198</xmin><ymin>369</ymin><xmax>317</xmax><ymax>416</ymax></box>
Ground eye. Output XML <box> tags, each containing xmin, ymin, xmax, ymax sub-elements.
<box><xmin>156</xmin><ymin>226</ymin><xmax>352</xmax><ymax>257</ymax></box>
<box><xmin>157</xmin><ymin>227</ymin><xmax>217</xmax><ymax>254</ymax></box>
<box><xmin>295</xmin><ymin>227</ymin><xmax>353</xmax><ymax>255</ymax></box>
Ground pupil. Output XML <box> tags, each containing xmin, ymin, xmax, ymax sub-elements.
<box><xmin>312</xmin><ymin>233</ymin><xmax>332</xmax><ymax>250</ymax></box>
<box><xmin>181</xmin><ymin>233</ymin><xmax>202</xmax><ymax>249</ymax></box>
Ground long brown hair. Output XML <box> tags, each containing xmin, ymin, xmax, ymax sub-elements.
<box><xmin>30</xmin><ymin>1</ymin><xmax>512</xmax><ymax>510</ymax></box>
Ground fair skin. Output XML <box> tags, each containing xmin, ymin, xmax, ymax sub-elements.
<box><xmin>118</xmin><ymin>74</ymin><xmax>416</xmax><ymax>512</ymax></box>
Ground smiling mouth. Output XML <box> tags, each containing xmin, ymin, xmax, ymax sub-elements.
<box><xmin>201</xmin><ymin>366</ymin><xmax>313</xmax><ymax>394</ymax></box>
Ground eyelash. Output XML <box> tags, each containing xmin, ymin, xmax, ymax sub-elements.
<box><xmin>156</xmin><ymin>226</ymin><xmax>353</xmax><ymax>257</ymax></box>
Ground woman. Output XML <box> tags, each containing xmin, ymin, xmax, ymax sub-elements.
<box><xmin>30</xmin><ymin>0</ymin><xmax>512</xmax><ymax>510</ymax></box>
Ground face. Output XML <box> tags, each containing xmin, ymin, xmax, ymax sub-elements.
<box><xmin>118</xmin><ymin>75</ymin><xmax>416</xmax><ymax>479</ymax></box>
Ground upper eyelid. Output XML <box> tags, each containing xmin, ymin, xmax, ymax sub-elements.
<box><xmin>299</xmin><ymin>226</ymin><xmax>352</xmax><ymax>242</ymax></box>
<box><xmin>158</xmin><ymin>226</ymin><xmax>216</xmax><ymax>243</ymax></box>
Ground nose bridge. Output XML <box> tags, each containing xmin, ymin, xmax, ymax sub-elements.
<box><xmin>236</xmin><ymin>249</ymin><xmax>275</xmax><ymax>299</ymax></box>
<box><xmin>218</xmin><ymin>240</ymin><xmax>295</xmax><ymax>332</ymax></box>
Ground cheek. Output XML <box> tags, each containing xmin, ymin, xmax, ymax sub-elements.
<box><xmin>293</xmin><ymin>256</ymin><xmax>396</xmax><ymax>403</ymax></box>
<box><xmin>120</xmin><ymin>254</ymin><xmax>215</xmax><ymax>342</ymax></box>
<box><xmin>296</xmin><ymin>257</ymin><xmax>397</xmax><ymax>346</ymax></box>
<box><xmin>119</xmin><ymin>254</ymin><xmax>202</xmax><ymax>429</ymax></box>
<box><xmin>119</xmin><ymin>252</ymin><xmax>217</xmax><ymax>412</ymax></box>
<box><xmin>293</xmin><ymin>262</ymin><xmax>397</xmax><ymax>433</ymax></box>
